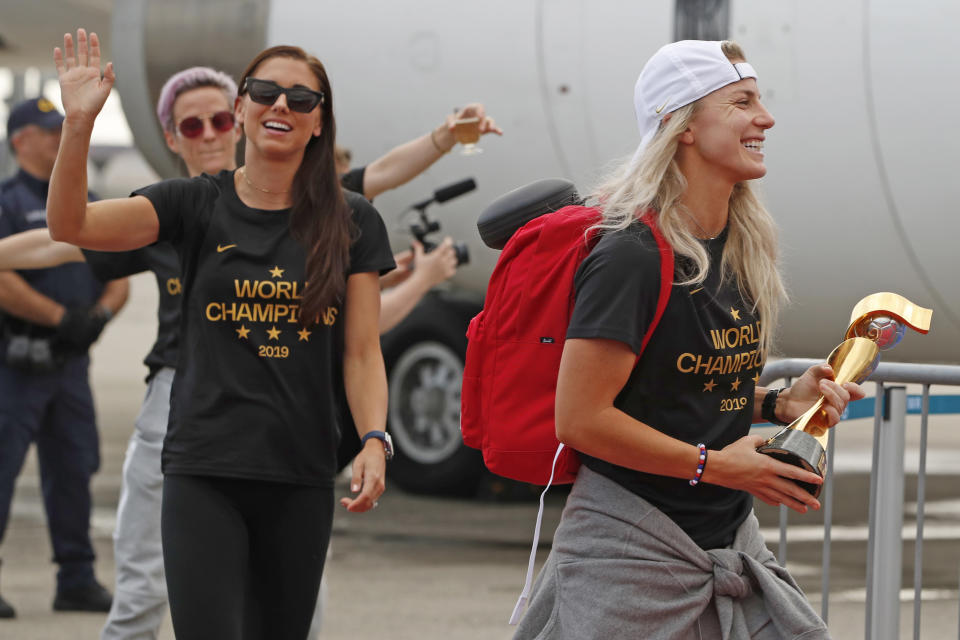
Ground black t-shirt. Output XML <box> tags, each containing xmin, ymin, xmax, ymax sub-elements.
<box><xmin>136</xmin><ymin>170</ymin><xmax>395</xmax><ymax>487</ymax></box>
<box><xmin>567</xmin><ymin>222</ymin><xmax>763</xmax><ymax>549</ymax></box>
<box><xmin>83</xmin><ymin>244</ymin><xmax>181</xmax><ymax>380</ymax></box>
<box><xmin>75</xmin><ymin>168</ymin><xmax>370</xmax><ymax>382</ymax></box>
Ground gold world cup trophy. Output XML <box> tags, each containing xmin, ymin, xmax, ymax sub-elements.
<box><xmin>757</xmin><ymin>293</ymin><xmax>932</xmax><ymax>497</ymax></box>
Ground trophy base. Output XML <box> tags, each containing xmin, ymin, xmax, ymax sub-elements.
<box><xmin>756</xmin><ymin>429</ymin><xmax>826</xmax><ymax>498</ymax></box>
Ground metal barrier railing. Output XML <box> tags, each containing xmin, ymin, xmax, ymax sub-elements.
<box><xmin>759</xmin><ymin>359</ymin><xmax>960</xmax><ymax>640</ymax></box>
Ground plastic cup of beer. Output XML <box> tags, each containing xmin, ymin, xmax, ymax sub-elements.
<box><xmin>453</xmin><ymin>117</ymin><xmax>482</xmax><ymax>155</ymax></box>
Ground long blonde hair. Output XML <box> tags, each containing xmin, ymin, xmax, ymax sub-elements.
<box><xmin>587</xmin><ymin>41</ymin><xmax>787</xmax><ymax>355</ymax></box>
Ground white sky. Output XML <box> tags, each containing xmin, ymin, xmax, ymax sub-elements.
<box><xmin>0</xmin><ymin>67</ymin><xmax>134</xmax><ymax>146</ymax></box>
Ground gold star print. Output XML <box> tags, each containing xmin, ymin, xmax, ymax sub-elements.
<box><xmin>297</xmin><ymin>328</ymin><xmax>311</xmax><ymax>342</ymax></box>
<box><xmin>267</xmin><ymin>326</ymin><xmax>281</xmax><ymax>340</ymax></box>
<box><xmin>236</xmin><ymin>325</ymin><xmax>250</xmax><ymax>339</ymax></box>
<box><xmin>752</xmin><ymin>372</ymin><xmax>761</xmax><ymax>384</ymax></box>
<box><xmin>730</xmin><ymin>378</ymin><xmax>742</xmax><ymax>391</ymax></box>
<box><xmin>703</xmin><ymin>379</ymin><xmax>717</xmax><ymax>392</ymax></box>
<box><xmin>269</xmin><ymin>266</ymin><xmax>285</xmax><ymax>278</ymax></box>
<box><xmin>730</xmin><ymin>307</ymin><xmax>741</xmax><ymax>321</ymax></box>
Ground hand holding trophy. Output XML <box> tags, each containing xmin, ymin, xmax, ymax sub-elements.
<box><xmin>757</xmin><ymin>293</ymin><xmax>932</xmax><ymax>497</ymax></box>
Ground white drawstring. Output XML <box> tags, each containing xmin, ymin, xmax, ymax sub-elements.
<box><xmin>509</xmin><ymin>442</ymin><xmax>566</xmax><ymax>625</ymax></box>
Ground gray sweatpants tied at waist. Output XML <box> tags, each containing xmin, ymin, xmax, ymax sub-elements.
<box><xmin>513</xmin><ymin>465</ymin><xmax>830</xmax><ymax>640</ymax></box>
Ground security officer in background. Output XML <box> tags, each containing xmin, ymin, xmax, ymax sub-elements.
<box><xmin>0</xmin><ymin>98</ymin><xmax>128</xmax><ymax>619</ymax></box>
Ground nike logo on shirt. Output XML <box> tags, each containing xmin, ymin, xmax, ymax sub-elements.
<box><xmin>217</xmin><ymin>244</ymin><xmax>237</xmax><ymax>253</ymax></box>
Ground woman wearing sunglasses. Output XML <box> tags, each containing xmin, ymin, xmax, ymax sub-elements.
<box><xmin>47</xmin><ymin>30</ymin><xmax>394</xmax><ymax>639</ymax></box>
<box><xmin>0</xmin><ymin>66</ymin><xmax>242</xmax><ymax>638</ymax></box>
<box><xmin>0</xmin><ymin>62</ymin><xmax>486</xmax><ymax>638</ymax></box>
<box><xmin>160</xmin><ymin>71</ymin><xmax>240</xmax><ymax>179</ymax></box>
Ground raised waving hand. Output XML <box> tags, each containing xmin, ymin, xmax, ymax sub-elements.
<box><xmin>47</xmin><ymin>29</ymin><xmax>159</xmax><ymax>251</ymax></box>
<box><xmin>53</xmin><ymin>29</ymin><xmax>114</xmax><ymax>124</ymax></box>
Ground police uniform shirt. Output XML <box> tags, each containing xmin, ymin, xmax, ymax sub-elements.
<box><xmin>0</xmin><ymin>170</ymin><xmax>103</xmax><ymax>325</ymax></box>
<box><xmin>83</xmin><ymin>245</ymin><xmax>180</xmax><ymax>381</ymax></box>
<box><xmin>567</xmin><ymin>223</ymin><xmax>763</xmax><ymax>550</ymax></box>
<box><xmin>136</xmin><ymin>170</ymin><xmax>395</xmax><ymax>487</ymax></box>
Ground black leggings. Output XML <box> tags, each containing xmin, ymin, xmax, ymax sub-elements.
<box><xmin>161</xmin><ymin>474</ymin><xmax>334</xmax><ymax>640</ymax></box>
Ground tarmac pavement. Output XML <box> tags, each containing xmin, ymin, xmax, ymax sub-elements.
<box><xmin>4</xmin><ymin>473</ymin><xmax>960</xmax><ymax>639</ymax></box>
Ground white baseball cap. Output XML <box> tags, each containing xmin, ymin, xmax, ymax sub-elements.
<box><xmin>633</xmin><ymin>40</ymin><xmax>757</xmax><ymax>158</ymax></box>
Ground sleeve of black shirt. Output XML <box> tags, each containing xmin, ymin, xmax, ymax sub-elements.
<box><xmin>345</xmin><ymin>191</ymin><xmax>395</xmax><ymax>276</ymax></box>
<box><xmin>132</xmin><ymin>176</ymin><xmax>213</xmax><ymax>247</ymax></box>
<box><xmin>566</xmin><ymin>226</ymin><xmax>662</xmax><ymax>354</ymax></box>
<box><xmin>340</xmin><ymin>166</ymin><xmax>366</xmax><ymax>196</ymax></box>
<box><xmin>81</xmin><ymin>247</ymin><xmax>150</xmax><ymax>281</ymax></box>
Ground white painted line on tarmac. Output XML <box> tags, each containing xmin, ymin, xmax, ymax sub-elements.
<box><xmin>759</xmin><ymin>521</ymin><xmax>960</xmax><ymax>543</ymax></box>
<box><xmin>833</xmin><ymin>449</ymin><xmax>960</xmax><ymax>474</ymax></box>
<box><xmin>11</xmin><ymin>502</ymin><xmax>118</xmax><ymax>536</ymax></box>
<box><xmin>807</xmin><ymin>588</ymin><xmax>960</xmax><ymax>603</ymax></box>
<box><xmin>907</xmin><ymin>499</ymin><xmax>960</xmax><ymax>516</ymax></box>
<box><xmin>13</xmin><ymin>496</ymin><xmax>960</xmax><ymax>543</ymax></box>
<box><xmin>92</xmin><ymin>508</ymin><xmax>117</xmax><ymax>536</ymax></box>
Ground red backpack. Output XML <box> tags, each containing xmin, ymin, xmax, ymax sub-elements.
<box><xmin>460</xmin><ymin>204</ymin><xmax>674</xmax><ymax>485</ymax></box>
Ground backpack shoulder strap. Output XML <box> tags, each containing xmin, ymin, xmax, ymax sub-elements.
<box><xmin>636</xmin><ymin>211</ymin><xmax>674</xmax><ymax>359</ymax></box>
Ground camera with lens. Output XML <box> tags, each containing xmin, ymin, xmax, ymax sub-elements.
<box><xmin>409</xmin><ymin>220</ymin><xmax>470</xmax><ymax>266</ymax></box>
<box><xmin>407</xmin><ymin>178</ymin><xmax>475</xmax><ymax>266</ymax></box>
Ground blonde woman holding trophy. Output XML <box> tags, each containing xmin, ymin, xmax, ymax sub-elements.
<box><xmin>513</xmin><ymin>40</ymin><xmax>865</xmax><ymax>639</ymax></box>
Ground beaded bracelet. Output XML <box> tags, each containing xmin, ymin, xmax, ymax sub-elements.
<box><xmin>689</xmin><ymin>443</ymin><xmax>707</xmax><ymax>486</ymax></box>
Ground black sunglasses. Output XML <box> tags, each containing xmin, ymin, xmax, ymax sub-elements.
<box><xmin>243</xmin><ymin>78</ymin><xmax>325</xmax><ymax>113</ymax></box>
<box><xmin>176</xmin><ymin>111</ymin><xmax>235</xmax><ymax>139</ymax></box>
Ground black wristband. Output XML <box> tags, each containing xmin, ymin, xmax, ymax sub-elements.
<box><xmin>762</xmin><ymin>387</ymin><xmax>789</xmax><ymax>426</ymax></box>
